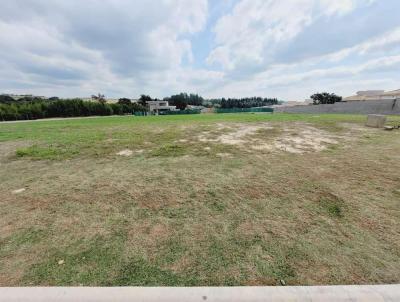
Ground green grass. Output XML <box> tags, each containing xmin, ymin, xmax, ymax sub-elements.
<box><xmin>150</xmin><ymin>144</ymin><xmax>187</xmax><ymax>157</ymax></box>
<box><xmin>0</xmin><ymin>113</ymin><xmax>372</xmax><ymax>142</ymax></box>
<box><xmin>1</xmin><ymin>113</ymin><xmax>398</xmax><ymax>160</ymax></box>
<box><xmin>1</xmin><ymin>113</ymin><xmax>400</xmax><ymax>286</ymax></box>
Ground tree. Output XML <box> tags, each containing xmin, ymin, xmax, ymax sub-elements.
<box><xmin>118</xmin><ymin>98</ymin><xmax>131</xmax><ymax>105</ymax></box>
<box><xmin>91</xmin><ymin>93</ymin><xmax>106</xmax><ymax>104</ymax></box>
<box><xmin>310</xmin><ymin>93</ymin><xmax>342</xmax><ymax>105</ymax></box>
<box><xmin>138</xmin><ymin>95</ymin><xmax>152</xmax><ymax>106</ymax></box>
<box><xmin>18</xmin><ymin>96</ymin><xmax>44</xmax><ymax>103</ymax></box>
<box><xmin>187</xmin><ymin>93</ymin><xmax>204</xmax><ymax>106</ymax></box>
<box><xmin>117</xmin><ymin>98</ymin><xmax>132</xmax><ymax>114</ymax></box>
<box><xmin>0</xmin><ymin>95</ymin><xmax>15</xmax><ymax>104</ymax></box>
<box><xmin>131</xmin><ymin>103</ymin><xmax>147</xmax><ymax>112</ymax></box>
<box><xmin>165</xmin><ymin>93</ymin><xmax>188</xmax><ymax>110</ymax></box>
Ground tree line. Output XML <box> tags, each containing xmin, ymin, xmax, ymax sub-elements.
<box><xmin>209</xmin><ymin>97</ymin><xmax>278</xmax><ymax>108</ymax></box>
<box><xmin>138</xmin><ymin>94</ymin><xmax>278</xmax><ymax>109</ymax></box>
<box><xmin>0</xmin><ymin>97</ymin><xmax>146</xmax><ymax>121</ymax></box>
<box><xmin>0</xmin><ymin>93</ymin><xmax>280</xmax><ymax>121</ymax></box>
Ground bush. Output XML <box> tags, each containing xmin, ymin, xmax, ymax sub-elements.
<box><xmin>310</xmin><ymin>93</ymin><xmax>342</xmax><ymax>105</ymax></box>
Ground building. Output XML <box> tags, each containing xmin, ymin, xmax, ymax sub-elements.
<box><xmin>81</xmin><ymin>97</ymin><xmax>139</xmax><ymax>103</ymax></box>
<box><xmin>381</xmin><ymin>89</ymin><xmax>400</xmax><ymax>100</ymax></box>
<box><xmin>2</xmin><ymin>94</ymin><xmax>47</xmax><ymax>100</ymax></box>
<box><xmin>147</xmin><ymin>100</ymin><xmax>177</xmax><ymax>115</ymax></box>
<box><xmin>272</xmin><ymin>100</ymin><xmax>311</xmax><ymax>108</ymax></box>
<box><xmin>344</xmin><ymin>89</ymin><xmax>400</xmax><ymax>102</ymax></box>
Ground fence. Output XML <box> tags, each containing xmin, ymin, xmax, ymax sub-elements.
<box><xmin>133</xmin><ymin>111</ymin><xmax>148</xmax><ymax>116</ymax></box>
<box><xmin>159</xmin><ymin>109</ymin><xmax>201</xmax><ymax>115</ymax></box>
<box><xmin>215</xmin><ymin>107</ymin><xmax>274</xmax><ymax>114</ymax></box>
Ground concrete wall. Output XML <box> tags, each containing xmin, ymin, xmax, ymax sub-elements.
<box><xmin>276</xmin><ymin>99</ymin><xmax>400</xmax><ymax>115</ymax></box>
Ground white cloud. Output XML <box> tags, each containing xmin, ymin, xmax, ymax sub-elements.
<box><xmin>322</xmin><ymin>0</ymin><xmax>378</xmax><ymax>16</ymax></box>
<box><xmin>201</xmin><ymin>51</ymin><xmax>400</xmax><ymax>100</ymax></box>
<box><xmin>0</xmin><ymin>0</ymin><xmax>208</xmax><ymax>97</ymax></box>
<box><xmin>207</xmin><ymin>0</ymin><xmax>375</xmax><ymax>71</ymax></box>
<box><xmin>326</xmin><ymin>27</ymin><xmax>400</xmax><ymax>62</ymax></box>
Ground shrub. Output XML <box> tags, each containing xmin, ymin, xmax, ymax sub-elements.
<box><xmin>310</xmin><ymin>93</ymin><xmax>342</xmax><ymax>105</ymax></box>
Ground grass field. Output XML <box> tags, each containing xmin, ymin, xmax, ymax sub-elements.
<box><xmin>1</xmin><ymin>113</ymin><xmax>400</xmax><ymax>286</ymax></box>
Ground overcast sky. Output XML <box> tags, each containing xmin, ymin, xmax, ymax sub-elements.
<box><xmin>1</xmin><ymin>0</ymin><xmax>399</xmax><ymax>100</ymax></box>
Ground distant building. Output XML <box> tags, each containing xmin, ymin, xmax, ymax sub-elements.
<box><xmin>381</xmin><ymin>89</ymin><xmax>400</xmax><ymax>100</ymax></box>
<box><xmin>272</xmin><ymin>100</ymin><xmax>311</xmax><ymax>108</ymax></box>
<box><xmin>356</xmin><ymin>90</ymin><xmax>384</xmax><ymax>96</ymax></box>
<box><xmin>187</xmin><ymin>105</ymin><xmax>205</xmax><ymax>110</ymax></box>
<box><xmin>81</xmin><ymin>97</ymin><xmax>139</xmax><ymax>103</ymax></box>
<box><xmin>2</xmin><ymin>94</ymin><xmax>47</xmax><ymax>100</ymax></box>
<box><xmin>147</xmin><ymin>100</ymin><xmax>177</xmax><ymax>115</ymax></box>
<box><xmin>104</xmin><ymin>98</ymin><xmax>119</xmax><ymax>104</ymax></box>
<box><xmin>344</xmin><ymin>89</ymin><xmax>400</xmax><ymax>102</ymax></box>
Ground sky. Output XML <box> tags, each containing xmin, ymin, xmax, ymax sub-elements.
<box><xmin>0</xmin><ymin>0</ymin><xmax>399</xmax><ymax>101</ymax></box>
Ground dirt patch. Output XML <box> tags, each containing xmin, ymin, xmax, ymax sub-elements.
<box><xmin>216</xmin><ymin>153</ymin><xmax>233</xmax><ymax>158</ymax></box>
<box><xmin>116</xmin><ymin>149</ymin><xmax>133</xmax><ymax>156</ymax></box>
<box><xmin>0</xmin><ymin>141</ymin><xmax>31</xmax><ymax>162</ymax></box>
<box><xmin>198</xmin><ymin>123</ymin><xmax>272</xmax><ymax>145</ymax></box>
<box><xmin>197</xmin><ymin>123</ymin><xmax>340</xmax><ymax>154</ymax></box>
<box><xmin>266</xmin><ymin>126</ymin><xmax>339</xmax><ymax>153</ymax></box>
<box><xmin>340</xmin><ymin>123</ymin><xmax>377</xmax><ymax>132</ymax></box>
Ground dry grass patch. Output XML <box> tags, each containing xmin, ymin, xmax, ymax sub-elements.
<box><xmin>196</xmin><ymin>122</ymin><xmax>344</xmax><ymax>154</ymax></box>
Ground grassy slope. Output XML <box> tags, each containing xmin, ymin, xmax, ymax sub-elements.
<box><xmin>0</xmin><ymin>113</ymin><xmax>399</xmax><ymax>286</ymax></box>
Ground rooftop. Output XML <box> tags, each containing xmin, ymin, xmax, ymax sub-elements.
<box><xmin>344</xmin><ymin>89</ymin><xmax>400</xmax><ymax>101</ymax></box>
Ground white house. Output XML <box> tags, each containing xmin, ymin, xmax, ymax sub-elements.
<box><xmin>147</xmin><ymin>100</ymin><xmax>177</xmax><ymax>115</ymax></box>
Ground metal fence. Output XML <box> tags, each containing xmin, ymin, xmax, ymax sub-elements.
<box><xmin>159</xmin><ymin>109</ymin><xmax>201</xmax><ymax>115</ymax></box>
<box><xmin>215</xmin><ymin>107</ymin><xmax>274</xmax><ymax>114</ymax></box>
<box><xmin>133</xmin><ymin>111</ymin><xmax>148</xmax><ymax>116</ymax></box>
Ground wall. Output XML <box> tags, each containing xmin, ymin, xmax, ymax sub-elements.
<box><xmin>276</xmin><ymin>99</ymin><xmax>400</xmax><ymax>115</ymax></box>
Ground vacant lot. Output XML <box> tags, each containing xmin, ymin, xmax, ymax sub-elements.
<box><xmin>1</xmin><ymin>113</ymin><xmax>400</xmax><ymax>286</ymax></box>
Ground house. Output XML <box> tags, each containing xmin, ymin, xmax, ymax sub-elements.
<box><xmin>147</xmin><ymin>100</ymin><xmax>177</xmax><ymax>115</ymax></box>
<box><xmin>344</xmin><ymin>89</ymin><xmax>400</xmax><ymax>102</ymax></box>
<box><xmin>381</xmin><ymin>89</ymin><xmax>400</xmax><ymax>100</ymax></box>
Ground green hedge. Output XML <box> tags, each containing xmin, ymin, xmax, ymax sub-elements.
<box><xmin>0</xmin><ymin>99</ymin><xmax>147</xmax><ymax>121</ymax></box>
